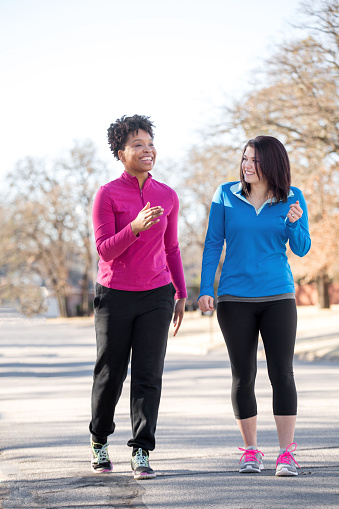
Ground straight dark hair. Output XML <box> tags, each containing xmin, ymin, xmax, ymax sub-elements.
<box><xmin>240</xmin><ymin>136</ymin><xmax>291</xmax><ymax>203</ymax></box>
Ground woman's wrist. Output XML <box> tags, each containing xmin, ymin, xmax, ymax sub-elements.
<box><xmin>130</xmin><ymin>221</ymin><xmax>139</xmax><ymax>236</ymax></box>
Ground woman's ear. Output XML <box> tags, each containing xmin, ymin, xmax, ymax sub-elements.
<box><xmin>118</xmin><ymin>150</ymin><xmax>125</xmax><ymax>163</ymax></box>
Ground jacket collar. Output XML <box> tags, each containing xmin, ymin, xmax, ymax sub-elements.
<box><xmin>121</xmin><ymin>170</ymin><xmax>152</xmax><ymax>190</ymax></box>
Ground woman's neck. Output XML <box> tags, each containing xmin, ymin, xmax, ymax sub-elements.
<box><xmin>247</xmin><ymin>182</ymin><xmax>271</xmax><ymax>210</ymax></box>
<box><xmin>249</xmin><ymin>181</ymin><xmax>270</xmax><ymax>201</ymax></box>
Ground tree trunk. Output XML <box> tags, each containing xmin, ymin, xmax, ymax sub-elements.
<box><xmin>57</xmin><ymin>293</ymin><xmax>68</xmax><ymax>317</ymax></box>
<box><xmin>81</xmin><ymin>270</ymin><xmax>89</xmax><ymax>316</ymax></box>
<box><xmin>317</xmin><ymin>274</ymin><xmax>331</xmax><ymax>309</ymax></box>
<box><xmin>81</xmin><ymin>235</ymin><xmax>93</xmax><ymax>317</ymax></box>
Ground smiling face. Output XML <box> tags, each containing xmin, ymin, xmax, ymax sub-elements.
<box><xmin>241</xmin><ymin>145</ymin><xmax>263</xmax><ymax>185</ymax></box>
<box><xmin>118</xmin><ymin>129</ymin><xmax>156</xmax><ymax>180</ymax></box>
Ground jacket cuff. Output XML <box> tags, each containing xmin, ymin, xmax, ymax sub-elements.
<box><xmin>284</xmin><ymin>217</ymin><xmax>298</xmax><ymax>228</ymax></box>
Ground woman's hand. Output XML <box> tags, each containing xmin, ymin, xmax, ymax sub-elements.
<box><xmin>287</xmin><ymin>200</ymin><xmax>303</xmax><ymax>223</ymax></box>
<box><xmin>198</xmin><ymin>295</ymin><xmax>214</xmax><ymax>313</ymax></box>
<box><xmin>173</xmin><ymin>298</ymin><xmax>186</xmax><ymax>337</ymax></box>
<box><xmin>131</xmin><ymin>202</ymin><xmax>164</xmax><ymax>235</ymax></box>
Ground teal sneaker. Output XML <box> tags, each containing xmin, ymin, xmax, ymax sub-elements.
<box><xmin>131</xmin><ymin>448</ymin><xmax>156</xmax><ymax>480</ymax></box>
<box><xmin>91</xmin><ymin>441</ymin><xmax>113</xmax><ymax>473</ymax></box>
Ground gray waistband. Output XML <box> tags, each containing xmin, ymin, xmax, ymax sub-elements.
<box><xmin>217</xmin><ymin>293</ymin><xmax>295</xmax><ymax>303</ymax></box>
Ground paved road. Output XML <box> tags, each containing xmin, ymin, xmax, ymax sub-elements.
<box><xmin>0</xmin><ymin>313</ymin><xmax>338</xmax><ymax>508</ymax></box>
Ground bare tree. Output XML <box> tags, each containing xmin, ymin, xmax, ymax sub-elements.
<box><xmin>1</xmin><ymin>141</ymin><xmax>109</xmax><ymax>317</ymax></box>
<box><xmin>219</xmin><ymin>0</ymin><xmax>339</xmax><ymax>152</ymax></box>
<box><xmin>0</xmin><ymin>203</ymin><xmax>48</xmax><ymax>316</ymax></box>
<box><xmin>287</xmin><ymin>153</ymin><xmax>339</xmax><ymax>307</ymax></box>
<box><xmin>57</xmin><ymin>140</ymin><xmax>109</xmax><ymax>315</ymax></box>
<box><xmin>2</xmin><ymin>164</ymin><xmax>76</xmax><ymax>316</ymax></box>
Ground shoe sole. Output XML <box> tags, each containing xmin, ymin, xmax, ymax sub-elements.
<box><xmin>239</xmin><ymin>466</ymin><xmax>262</xmax><ymax>473</ymax></box>
<box><xmin>239</xmin><ymin>463</ymin><xmax>264</xmax><ymax>473</ymax></box>
<box><xmin>275</xmin><ymin>468</ymin><xmax>298</xmax><ymax>477</ymax></box>
<box><xmin>91</xmin><ymin>465</ymin><xmax>113</xmax><ymax>474</ymax></box>
<box><xmin>133</xmin><ymin>472</ymin><xmax>157</xmax><ymax>480</ymax></box>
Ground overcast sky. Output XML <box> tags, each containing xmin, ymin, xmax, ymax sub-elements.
<box><xmin>1</xmin><ymin>0</ymin><xmax>302</xmax><ymax>184</ymax></box>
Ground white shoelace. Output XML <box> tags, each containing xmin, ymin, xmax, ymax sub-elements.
<box><xmin>93</xmin><ymin>443</ymin><xmax>110</xmax><ymax>462</ymax></box>
<box><xmin>133</xmin><ymin>449</ymin><xmax>149</xmax><ymax>467</ymax></box>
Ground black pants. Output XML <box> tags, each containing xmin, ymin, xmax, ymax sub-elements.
<box><xmin>89</xmin><ymin>282</ymin><xmax>175</xmax><ymax>451</ymax></box>
<box><xmin>217</xmin><ymin>299</ymin><xmax>297</xmax><ymax>420</ymax></box>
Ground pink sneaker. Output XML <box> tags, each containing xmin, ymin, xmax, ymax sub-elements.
<box><xmin>239</xmin><ymin>446</ymin><xmax>264</xmax><ymax>473</ymax></box>
<box><xmin>276</xmin><ymin>442</ymin><xmax>300</xmax><ymax>476</ymax></box>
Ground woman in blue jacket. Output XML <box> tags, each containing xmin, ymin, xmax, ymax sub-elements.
<box><xmin>198</xmin><ymin>136</ymin><xmax>311</xmax><ymax>477</ymax></box>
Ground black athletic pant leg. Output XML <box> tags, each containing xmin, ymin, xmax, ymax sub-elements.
<box><xmin>217</xmin><ymin>299</ymin><xmax>297</xmax><ymax>420</ymax></box>
<box><xmin>127</xmin><ymin>285</ymin><xmax>175</xmax><ymax>451</ymax></box>
<box><xmin>217</xmin><ymin>301</ymin><xmax>259</xmax><ymax>419</ymax></box>
<box><xmin>90</xmin><ymin>283</ymin><xmax>175</xmax><ymax>451</ymax></box>
<box><xmin>259</xmin><ymin>299</ymin><xmax>297</xmax><ymax>415</ymax></box>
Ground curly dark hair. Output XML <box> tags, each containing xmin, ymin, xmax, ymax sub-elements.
<box><xmin>240</xmin><ymin>135</ymin><xmax>291</xmax><ymax>203</ymax></box>
<box><xmin>107</xmin><ymin>114</ymin><xmax>155</xmax><ymax>160</ymax></box>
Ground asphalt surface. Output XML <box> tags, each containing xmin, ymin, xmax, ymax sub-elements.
<box><xmin>0</xmin><ymin>307</ymin><xmax>338</xmax><ymax>508</ymax></box>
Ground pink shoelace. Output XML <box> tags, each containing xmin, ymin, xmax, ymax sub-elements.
<box><xmin>238</xmin><ymin>447</ymin><xmax>264</xmax><ymax>464</ymax></box>
<box><xmin>276</xmin><ymin>442</ymin><xmax>300</xmax><ymax>468</ymax></box>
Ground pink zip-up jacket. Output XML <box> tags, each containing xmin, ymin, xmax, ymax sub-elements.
<box><xmin>92</xmin><ymin>170</ymin><xmax>187</xmax><ymax>298</ymax></box>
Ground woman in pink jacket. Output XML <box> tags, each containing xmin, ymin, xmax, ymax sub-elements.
<box><xmin>89</xmin><ymin>115</ymin><xmax>187</xmax><ymax>479</ymax></box>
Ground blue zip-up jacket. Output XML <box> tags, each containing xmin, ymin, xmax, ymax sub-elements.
<box><xmin>199</xmin><ymin>182</ymin><xmax>311</xmax><ymax>299</ymax></box>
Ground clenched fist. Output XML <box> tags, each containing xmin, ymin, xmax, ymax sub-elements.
<box><xmin>287</xmin><ymin>200</ymin><xmax>303</xmax><ymax>223</ymax></box>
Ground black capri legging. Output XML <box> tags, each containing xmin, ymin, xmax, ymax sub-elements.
<box><xmin>217</xmin><ymin>299</ymin><xmax>297</xmax><ymax>420</ymax></box>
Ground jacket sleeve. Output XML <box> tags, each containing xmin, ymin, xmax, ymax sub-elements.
<box><xmin>198</xmin><ymin>185</ymin><xmax>226</xmax><ymax>299</ymax></box>
<box><xmin>164</xmin><ymin>190</ymin><xmax>187</xmax><ymax>299</ymax></box>
<box><xmin>92</xmin><ymin>186</ymin><xmax>138</xmax><ymax>262</ymax></box>
<box><xmin>284</xmin><ymin>189</ymin><xmax>311</xmax><ymax>257</ymax></box>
